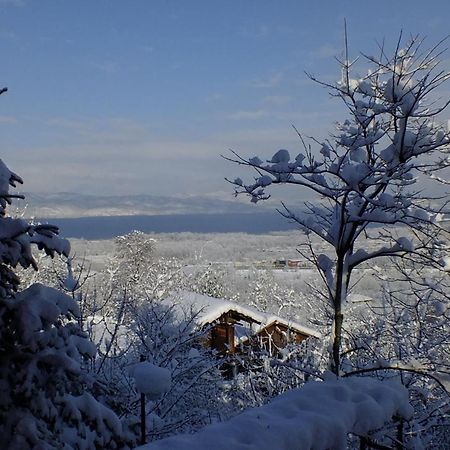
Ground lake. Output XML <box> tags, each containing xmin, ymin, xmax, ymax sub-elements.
<box><xmin>41</xmin><ymin>212</ymin><xmax>301</xmax><ymax>239</ymax></box>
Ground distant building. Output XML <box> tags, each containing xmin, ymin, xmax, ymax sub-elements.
<box><xmin>273</xmin><ymin>259</ymin><xmax>310</xmax><ymax>269</ymax></box>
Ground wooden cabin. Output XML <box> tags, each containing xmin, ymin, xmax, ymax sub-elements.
<box><xmin>164</xmin><ymin>291</ymin><xmax>320</xmax><ymax>359</ymax></box>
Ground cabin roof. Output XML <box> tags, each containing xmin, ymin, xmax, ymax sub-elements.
<box><xmin>347</xmin><ymin>293</ymin><xmax>373</xmax><ymax>303</ymax></box>
<box><xmin>256</xmin><ymin>316</ymin><xmax>321</xmax><ymax>338</ymax></box>
<box><xmin>163</xmin><ymin>291</ymin><xmax>321</xmax><ymax>339</ymax></box>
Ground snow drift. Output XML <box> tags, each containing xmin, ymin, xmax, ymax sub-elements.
<box><xmin>137</xmin><ymin>376</ymin><xmax>413</xmax><ymax>450</ymax></box>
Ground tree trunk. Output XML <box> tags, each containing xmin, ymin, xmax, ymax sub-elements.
<box><xmin>331</xmin><ymin>255</ymin><xmax>345</xmax><ymax>375</ymax></box>
<box><xmin>332</xmin><ymin>310</ymin><xmax>344</xmax><ymax>375</ymax></box>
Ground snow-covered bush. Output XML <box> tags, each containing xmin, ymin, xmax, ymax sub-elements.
<box><xmin>0</xmin><ymin>158</ymin><xmax>126</xmax><ymax>449</ymax></box>
<box><xmin>94</xmin><ymin>298</ymin><xmax>228</xmax><ymax>444</ymax></box>
<box><xmin>224</xmin><ymin>338</ymin><xmax>319</xmax><ymax>411</ymax></box>
<box><xmin>342</xmin><ymin>259</ymin><xmax>450</xmax><ymax>447</ymax></box>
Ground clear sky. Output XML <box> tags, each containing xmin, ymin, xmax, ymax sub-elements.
<box><xmin>1</xmin><ymin>0</ymin><xmax>450</xmax><ymax>199</ymax></box>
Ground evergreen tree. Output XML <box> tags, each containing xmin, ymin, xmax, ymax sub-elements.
<box><xmin>0</xmin><ymin>157</ymin><xmax>126</xmax><ymax>449</ymax></box>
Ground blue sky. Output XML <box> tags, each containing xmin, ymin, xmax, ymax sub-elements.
<box><xmin>1</xmin><ymin>0</ymin><xmax>450</xmax><ymax>200</ymax></box>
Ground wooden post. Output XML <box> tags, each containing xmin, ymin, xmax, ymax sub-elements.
<box><xmin>140</xmin><ymin>354</ymin><xmax>146</xmax><ymax>445</ymax></box>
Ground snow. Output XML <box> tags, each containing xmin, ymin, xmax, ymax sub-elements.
<box><xmin>69</xmin><ymin>334</ymin><xmax>97</xmax><ymax>358</ymax></box>
<box><xmin>63</xmin><ymin>260</ymin><xmax>79</xmax><ymax>291</ymax></box>
<box><xmin>349</xmin><ymin>147</ymin><xmax>367</xmax><ymax>163</ymax></box>
<box><xmin>10</xmin><ymin>283</ymin><xmax>81</xmax><ymax>345</ymax></box>
<box><xmin>259</xmin><ymin>316</ymin><xmax>318</xmax><ymax>337</ymax></box>
<box><xmin>383</xmin><ymin>77</ymin><xmax>417</xmax><ymax>114</ymax></box>
<box><xmin>62</xmin><ymin>392</ymin><xmax>123</xmax><ymax>448</ymax></box>
<box><xmin>188</xmin><ymin>347</ymin><xmax>201</xmax><ymax>359</ymax></box>
<box><xmin>397</xmin><ymin>236</ymin><xmax>414</xmax><ymax>252</ymax></box>
<box><xmin>435</xmin><ymin>371</ymin><xmax>450</xmax><ymax>394</ymax></box>
<box><xmin>257</xmin><ymin>175</ymin><xmax>272</xmax><ymax>187</ymax></box>
<box><xmin>0</xmin><ymin>158</ymin><xmax>22</xmax><ymax>201</ymax></box>
<box><xmin>136</xmin><ymin>377</ymin><xmax>413</xmax><ymax>450</ymax></box>
<box><xmin>432</xmin><ymin>300</ymin><xmax>446</xmax><ymax>316</ymax></box>
<box><xmin>249</xmin><ymin>156</ymin><xmax>263</xmax><ymax>166</ymax></box>
<box><xmin>270</xmin><ymin>149</ymin><xmax>290</xmax><ymax>163</ymax></box>
<box><xmin>441</xmin><ymin>256</ymin><xmax>450</xmax><ymax>272</ymax></box>
<box><xmin>130</xmin><ymin>361</ymin><xmax>171</xmax><ymax>399</ymax></box>
<box><xmin>317</xmin><ymin>254</ymin><xmax>333</xmax><ymax>272</ymax></box>
<box><xmin>164</xmin><ymin>291</ymin><xmax>266</xmax><ymax>325</ymax></box>
<box><xmin>320</xmin><ymin>143</ymin><xmax>331</xmax><ymax>158</ymax></box>
<box><xmin>295</xmin><ymin>153</ymin><xmax>305</xmax><ymax>164</ymax></box>
<box><xmin>347</xmin><ymin>293</ymin><xmax>373</xmax><ymax>303</ymax></box>
<box><xmin>0</xmin><ymin>158</ymin><xmax>12</xmax><ymax>194</ymax></box>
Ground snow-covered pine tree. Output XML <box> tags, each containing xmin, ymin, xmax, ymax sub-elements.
<box><xmin>0</xmin><ymin>157</ymin><xmax>126</xmax><ymax>449</ymax></box>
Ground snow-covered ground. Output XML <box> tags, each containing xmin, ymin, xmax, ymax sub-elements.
<box><xmin>68</xmin><ymin>231</ymin><xmax>389</xmax><ymax>300</ymax></box>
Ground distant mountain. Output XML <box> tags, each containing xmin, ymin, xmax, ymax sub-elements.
<box><xmin>16</xmin><ymin>192</ymin><xmax>271</xmax><ymax>218</ymax></box>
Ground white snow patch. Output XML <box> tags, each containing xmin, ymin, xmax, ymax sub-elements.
<box><xmin>441</xmin><ymin>256</ymin><xmax>450</xmax><ymax>272</ymax></box>
<box><xmin>270</xmin><ymin>149</ymin><xmax>290</xmax><ymax>163</ymax></box>
<box><xmin>130</xmin><ymin>361</ymin><xmax>171</xmax><ymax>399</ymax></box>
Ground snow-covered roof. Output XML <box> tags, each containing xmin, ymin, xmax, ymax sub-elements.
<box><xmin>163</xmin><ymin>291</ymin><xmax>321</xmax><ymax>339</ymax></box>
<box><xmin>347</xmin><ymin>293</ymin><xmax>373</xmax><ymax>303</ymax></box>
<box><xmin>257</xmin><ymin>315</ymin><xmax>321</xmax><ymax>339</ymax></box>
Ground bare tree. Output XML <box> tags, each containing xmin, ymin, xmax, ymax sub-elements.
<box><xmin>226</xmin><ymin>34</ymin><xmax>450</xmax><ymax>376</ymax></box>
